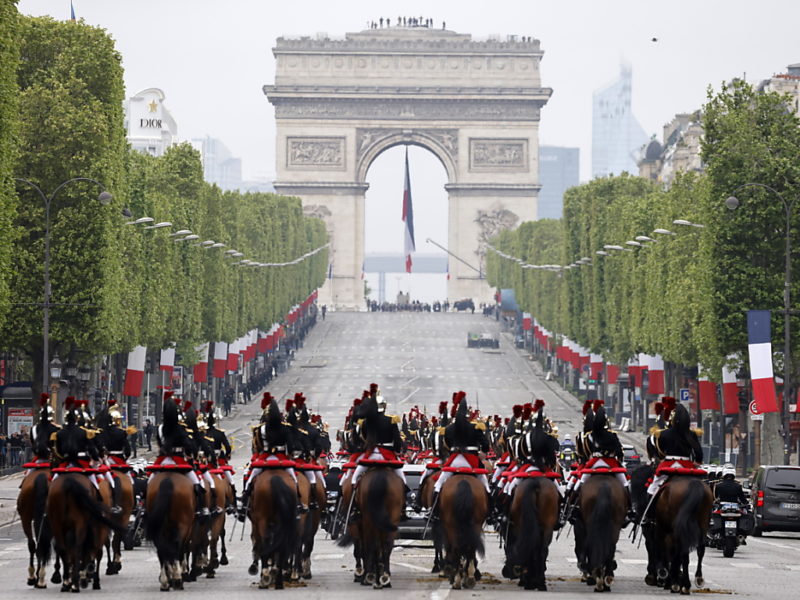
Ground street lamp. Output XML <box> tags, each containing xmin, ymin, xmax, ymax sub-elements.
<box><xmin>14</xmin><ymin>177</ymin><xmax>112</xmax><ymax>400</ymax></box>
<box><xmin>673</xmin><ymin>218</ymin><xmax>706</xmax><ymax>228</ymax></box>
<box><xmin>49</xmin><ymin>355</ymin><xmax>62</xmax><ymax>380</ymax></box>
<box><xmin>726</xmin><ymin>182</ymin><xmax>797</xmax><ymax>465</ymax></box>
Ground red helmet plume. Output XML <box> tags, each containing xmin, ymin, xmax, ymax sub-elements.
<box><xmin>285</xmin><ymin>398</ymin><xmax>295</xmax><ymax>413</ymax></box>
<box><xmin>39</xmin><ymin>393</ymin><xmax>49</xmax><ymax>407</ymax></box>
<box><xmin>654</xmin><ymin>401</ymin><xmax>664</xmax><ymax>416</ymax></box>
<box><xmin>533</xmin><ymin>399</ymin><xmax>545</xmax><ymax>413</ymax></box>
<box><xmin>592</xmin><ymin>399</ymin><xmax>604</xmax><ymax>413</ymax></box>
<box><xmin>203</xmin><ymin>401</ymin><xmax>214</xmax><ymax>414</ymax></box>
<box><xmin>438</xmin><ymin>401</ymin><xmax>448</xmax><ymax>415</ymax></box>
<box><xmin>353</xmin><ymin>397</ymin><xmax>362</xmax><ymax>407</ymax></box>
<box><xmin>512</xmin><ymin>404</ymin><xmax>523</xmax><ymax>419</ymax></box>
<box><xmin>261</xmin><ymin>392</ymin><xmax>273</xmax><ymax>410</ymax></box>
<box><xmin>183</xmin><ymin>400</ymin><xmax>193</xmax><ymax>413</ymax></box>
<box><xmin>582</xmin><ymin>400</ymin><xmax>592</xmax><ymax>415</ymax></box>
<box><xmin>64</xmin><ymin>396</ymin><xmax>74</xmax><ymax>410</ymax></box>
<box><xmin>163</xmin><ymin>390</ymin><xmax>174</xmax><ymax>403</ymax></box>
<box><xmin>294</xmin><ymin>393</ymin><xmax>306</xmax><ymax>408</ymax></box>
<box><xmin>522</xmin><ymin>402</ymin><xmax>533</xmax><ymax>421</ymax></box>
<box><xmin>108</xmin><ymin>398</ymin><xmax>117</xmax><ymax>408</ymax></box>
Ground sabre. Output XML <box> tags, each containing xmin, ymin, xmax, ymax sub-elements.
<box><xmin>421</xmin><ymin>493</ymin><xmax>440</xmax><ymax>541</ymax></box>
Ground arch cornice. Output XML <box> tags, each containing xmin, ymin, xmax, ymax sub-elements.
<box><xmin>355</xmin><ymin>128</ymin><xmax>458</xmax><ymax>183</ymax></box>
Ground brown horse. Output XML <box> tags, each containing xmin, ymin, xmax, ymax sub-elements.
<box><xmin>47</xmin><ymin>473</ymin><xmax>121</xmax><ymax>593</ymax></box>
<box><xmin>17</xmin><ymin>467</ymin><xmax>52</xmax><ymax>588</ymax></box>
<box><xmin>145</xmin><ymin>472</ymin><xmax>196</xmax><ymax>591</ymax></box>
<box><xmin>438</xmin><ymin>474</ymin><xmax>489</xmax><ymax>589</ymax></box>
<box><xmin>297</xmin><ymin>471</ymin><xmax>326</xmax><ymax>579</ymax></box>
<box><xmin>206</xmin><ymin>472</ymin><xmax>233</xmax><ymax>577</ymax></box>
<box><xmin>339</xmin><ymin>467</ymin><xmax>405</xmax><ymax>589</ymax></box>
<box><xmin>248</xmin><ymin>470</ymin><xmax>298</xmax><ymax>589</ymax></box>
<box><xmin>654</xmin><ymin>477</ymin><xmax>713</xmax><ymax>594</ymax></box>
<box><xmin>575</xmin><ymin>475</ymin><xmax>627</xmax><ymax>592</ymax></box>
<box><xmin>104</xmin><ymin>471</ymin><xmax>134</xmax><ymax>575</ymax></box>
<box><xmin>509</xmin><ymin>476</ymin><xmax>559</xmax><ymax>590</ymax></box>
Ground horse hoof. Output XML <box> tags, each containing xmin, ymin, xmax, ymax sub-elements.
<box><xmin>604</xmin><ymin>576</ymin><xmax>614</xmax><ymax>587</ymax></box>
<box><xmin>160</xmin><ymin>586</ymin><xmax>170</xmax><ymax>592</ymax></box>
<box><xmin>645</xmin><ymin>574</ymin><xmax>657</xmax><ymax>586</ymax></box>
<box><xmin>34</xmin><ymin>583</ymin><xmax>47</xmax><ymax>589</ymax></box>
<box><xmin>695</xmin><ymin>577</ymin><xmax>704</xmax><ymax>588</ymax></box>
<box><xmin>465</xmin><ymin>577</ymin><xmax>476</xmax><ymax>589</ymax></box>
<box><xmin>248</xmin><ymin>564</ymin><xmax>258</xmax><ymax>576</ymax></box>
<box><xmin>92</xmin><ymin>583</ymin><xmax>100</xmax><ymax>590</ymax></box>
<box><xmin>220</xmin><ymin>556</ymin><xmax>228</xmax><ymax>566</ymax></box>
<box><xmin>586</xmin><ymin>577</ymin><xmax>596</xmax><ymax>586</ymax></box>
<box><xmin>671</xmin><ymin>584</ymin><xmax>680</xmax><ymax>593</ymax></box>
<box><xmin>379</xmin><ymin>574</ymin><xmax>390</xmax><ymax>587</ymax></box>
<box><xmin>353</xmin><ymin>574</ymin><xmax>363</xmax><ymax>584</ymax></box>
<box><xmin>475</xmin><ymin>568</ymin><xmax>482</xmax><ymax>581</ymax></box>
<box><xmin>52</xmin><ymin>573</ymin><xmax>62</xmax><ymax>585</ymax></box>
<box><xmin>658</xmin><ymin>568</ymin><xmax>669</xmax><ymax>580</ymax></box>
<box><xmin>27</xmin><ymin>578</ymin><xmax>36</xmax><ymax>586</ymax></box>
<box><xmin>206</xmin><ymin>571</ymin><xmax>215</xmax><ymax>579</ymax></box>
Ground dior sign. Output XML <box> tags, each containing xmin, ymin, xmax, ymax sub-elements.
<box><xmin>469</xmin><ymin>138</ymin><xmax>529</xmax><ymax>172</ymax></box>
<box><xmin>287</xmin><ymin>137</ymin><xmax>345</xmax><ymax>169</ymax></box>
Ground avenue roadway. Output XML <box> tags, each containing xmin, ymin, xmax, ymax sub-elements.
<box><xmin>2</xmin><ymin>311</ymin><xmax>798</xmax><ymax>598</ymax></box>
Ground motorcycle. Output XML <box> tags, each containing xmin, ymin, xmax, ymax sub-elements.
<box><xmin>708</xmin><ymin>501</ymin><xmax>754</xmax><ymax>557</ymax></box>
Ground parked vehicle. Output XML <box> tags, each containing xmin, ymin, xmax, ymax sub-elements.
<box><xmin>622</xmin><ymin>444</ymin><xmax>642</xmax><ymax>470</ymax></box>
<box><xmin>467</xmin><ymin>332</ymin><xmax>499</xmax><ymax>349</ymax></box>
<box><xmin>748</xmin><ymin>465</ymin><xmax>800</xmax><ymax>535</ymax></box>
<box><xmin>708</xmin><ymin>500</ymin><xmax>754</xmax><ymax>557</ymax></box>
<box><xmin>396</xmin><ymin>463</ymin><xmax>432</xmax><ymax>543</ymax></box>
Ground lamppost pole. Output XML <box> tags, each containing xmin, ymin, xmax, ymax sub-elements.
<box><xmin>727</xmin><ymin>183</ymin><xmax>796</xmax><ymax>465</ymax></box>
<box><xmin>14</xmin><ymin>177</ymin><xmax>112</xmax><ymax>402</ymax></box>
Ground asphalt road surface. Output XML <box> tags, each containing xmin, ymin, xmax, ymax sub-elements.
<box><xmin>2</xmin><ymin>311</ymin><xmax>798</xmax><ymax>597</ymax></box>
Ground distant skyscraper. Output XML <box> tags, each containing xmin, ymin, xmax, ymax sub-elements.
<box><xmin>124</xmin><ymin>88</ymin><xmax>178</xmax><ymax>157</ymax></box>
<box><xmin>538</xmin><ymin>146</ymin><xmax>579</xmax><ymax>219</ymax></box>
<box><xmin>592</xmin><ymin>64</ymin><xmax>648</xmax><ymax>178</ymax></box>
<box><xmin>190</xmin><ymin>136</ymin><xmax>243</xmax><ymax>191</ymax></box>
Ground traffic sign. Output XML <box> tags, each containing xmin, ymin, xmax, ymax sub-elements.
<box><xmin>679</xmin><ymin>388</ymin><xmax>690</xmax><ymax>403</ymax></box>
<box><xmin>749</xmin><ymin>399</ymin><xmax>762</xmax><ymax>416</ymax></box>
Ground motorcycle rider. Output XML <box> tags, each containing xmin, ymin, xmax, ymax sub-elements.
<box><xmin>714</xmin><ymin>464</ymin><xmax>748</xmax><ymax>505</ymax></box>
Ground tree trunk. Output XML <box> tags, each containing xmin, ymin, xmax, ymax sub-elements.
<box><xmin>761</xmin><ymin>412</ymin><xmax>784</xmax><ymax>465</ymax></box>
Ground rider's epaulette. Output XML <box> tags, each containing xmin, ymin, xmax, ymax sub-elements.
<box><xmin>389</xmin><ymin>414</ymin><xmax>401</xmax><ymax>424</ymax></box>
<box><xmin>648</xmin><ymin>425</ymin><xmax>663</xmax><ymax>436</ymax></box>
<box><xmin>49</xmin><ymin>431</ymin><xmax>58</xmax><ymax>442</ymax></box>
<box><xmin>692</xmin><ymin>428</ymin><xmax>703</xmax><ymax>437</ymax></box>
<box><xmin>84</xmin><ymin>429</ymin><xmax>96</xmax><ymax>439</ymax></box>
<box><xmin>356</xmin><ymin>418</ymin><xmax>365</xmax><ymax>426</ymax></box>
<box><xmin>126</xmin><ymin>425</ymin><xmax>138</xmax><ymax>435</ymax></box>
<box><xmin>437</xmin><ymin>426</ymin><xmax>446</xmax><ymax>435</ymax></box>
<box><xmin>472</xmin><ymin>421</ymin><xmax>486</xmax><ymax>431</ymax></box>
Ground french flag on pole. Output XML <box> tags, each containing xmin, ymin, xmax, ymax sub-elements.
<box><xmin>193</xmin><ymin>343</ymin><xmax>209</xmax><ymax>383</ymax></box>
<box><xmin>212</xmin><ymin>342</ymin><xmax>227</xmax><ymax>379</ymax></box>
<box><xmin>402</xmin><ymin>146</ymin><xmax>415</xmax><ymax>273</ymax></box>
<box><xmin>123</xmin><ymin>345</ymin><xmax>146</xmax><ymax>397</ymax></box>
<box><xmin>747</xmin><ymin>310</ymin><xmax>780</xmax><ymax>413</ymax></box>
<box><xmin>648</xmin><ymin>354</ymin><xmax>665</xmax><ymax>395</ymax></box>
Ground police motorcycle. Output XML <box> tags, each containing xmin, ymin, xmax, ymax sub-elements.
<box><xmin>123</xmin><ymin>459</ymin><xmax>149</xmax><ymax>550</ymax></box>
<box><xmin>707</xmin><ymin>466</ymin><xmax>754</xmax><ymax>557</ymax></box>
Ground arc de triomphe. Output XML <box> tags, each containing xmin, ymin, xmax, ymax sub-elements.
<box><xmin>264</xmin><ymin>26</ymin><xmax>551</xmax><ymax>309</ymax></box>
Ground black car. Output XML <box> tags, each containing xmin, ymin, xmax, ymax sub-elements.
<box><xmin>748</xmin><ymin>465</ymin><xmax>800</xmax><ymax>535</ymax></box>
<box><xmin>622</xmin><ymin>444</ymin><xmax>642</xmax><ymax>470</ymax></box>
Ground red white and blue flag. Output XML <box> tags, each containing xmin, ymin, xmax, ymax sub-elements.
<box><xmin>722</xmin><ymin>356</ymin><xmax>740</xmax><ymax>415</ymax></box>
<box><xmin>402</xmin><ymin>147</ymin><xmax>415</xmax><ymax>273</ymax></box>
<box><xmin>747</xmin><ymin>310</ymin><xmax>779</xmax><ymax>413</ymax></box>
<box><xmin>70</xmin><ymin>1</ymin><xmax>76</xmax><ymax>22</ymax></box>
<box><xmin>123</xmin><ymin>345</ymin><xmax>146</xmax><ymax>397</ymax></box>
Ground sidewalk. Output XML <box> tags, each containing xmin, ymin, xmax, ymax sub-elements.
<box><xmin>0</xmin><ymin>470</ymin><xmax>22</xmax><ymax>527</ymax></box>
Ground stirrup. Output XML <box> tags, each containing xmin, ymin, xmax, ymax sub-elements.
<box><xmin>110</xmin><ymin>505</ymin><xmax>122</xmax><ymax>515</ymax></box>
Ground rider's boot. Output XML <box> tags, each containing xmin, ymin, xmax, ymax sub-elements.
<box><xmin>110</xmin><ymin>476</ymin><xmax>123</xmax><ymax>515</ymax></box>
<box><xmin>194</xmin><ymin>484</ymin><xmax>210</xmax><ymax>517</ymax></box>
<box><xmin>227</xmin><ymin>484</ymin><xmax>238</xmax><ymax>515</ymax></box>
<box><xmin>624</xmin><ymin>487</ymin><xmax>637</xmax><ymax>526</ymax></box>
<box><xmin>210</xmin><ymin>487</ymin><xmax>223</xmax><ymax>515</ymax></box>
<box><xmin>236</xmin><ymin>486</ymin><xmax>251</xmax><ymax>522</ymax></box>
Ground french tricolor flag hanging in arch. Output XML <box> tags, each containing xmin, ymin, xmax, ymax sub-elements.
<box><xmin>747</xmin><ymin>310</ymin><xmax>779</xmax><ymax>413</ymax></box>
<box><xmin>402</xmin><ymin>146</ymin><xmax>416</xmax><ymax>273</ymax></box>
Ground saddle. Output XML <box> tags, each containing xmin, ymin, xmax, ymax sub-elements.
<box><xmin>23</xmin><ymin>459</ymin><xmax>51</xmax><ymax>469</ymax></box>
<box><xmin>655</xmin><ymin>459</ymin><xmax>706</xmax><ymax>477</ymax></box>
<box><xmin>577</xmin><ymin>456</ymin><xmax>627</xmax><ymax>475</ymax></box>
<box><xmin>52</xmin><ymin>459</ymin><xmax>98</xmax><ymax>474</ymax></box>
<box><xmin>441</xmin><ymin>466</ymin><xmax>490</xmax><ymax>475</ymax></box>
<box><xmin>146</xmin><ymin>454</ymin><xmax>194</xmax><ymax>473</ymax></box>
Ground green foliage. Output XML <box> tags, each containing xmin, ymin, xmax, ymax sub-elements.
<box><xmin>0</xmin><ymin>0</ymin><xmax>20</xmax><ymax>334</ymax></box>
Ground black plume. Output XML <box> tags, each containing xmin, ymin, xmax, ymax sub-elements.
<box><xmin>452</xmin><ymin>397</ymin><xmax>470</xmax><ymax>447</ymax></box>
<box><xmin>592</xmin><ymin>406</ymin><xmax>607</xmax><ymax>435</ymax></box>
<box><xmin>268</xmin><ymin>399</ymin><xmax>282</xmax><ymax>429</ymax></box>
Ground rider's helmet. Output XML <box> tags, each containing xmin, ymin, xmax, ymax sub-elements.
<box><xmin>108</xmin><ymin>398</ymin><xmax>123</xmax><ymax>426</ymax></box>
<box><xmin>722</xmin><ymin>464</ymin><xmax>736</xmax><ymax>479</ymax></box>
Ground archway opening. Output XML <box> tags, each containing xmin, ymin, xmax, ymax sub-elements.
<box><xmin>364</xmin><ymin>144</ymin><xmax>448</xmax><ymax>306</ymax></box>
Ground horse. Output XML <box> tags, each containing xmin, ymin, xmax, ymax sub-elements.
<box><xmin>338</xmin><ymin>467</ymin><xmax>405</xmax><ymax>589</ymax></box>
<box><xmin>509</xmin><ymin>475</ymin><xmax>560</xmax><ymax>590</ymax></box>
<box><xmin>17</xmin><ymin>467</ymin><xmax>52</xmax><ymax>588</ymax></box>
<box><xmin>206</xmin><ymin>471</ymin><xmax>233</xmax><ymax>577</ymax></box>
<box><xmin>437</xmin><ymin>474</ymin><xmax>488</xmax><ymax>589</ymax></box>
<box><xmin>47</xmin><ymin>473</ymin><xmax>121</xmax><ymax>593</ymax></box>
<box><xmin>653</xmin><ymin>476</ymin><xmax>713</xmax><ymax>594</ymax></box>
<box><xmin>576</xmin><ymin>474</ymin><xmax>627</xmax><ymax>592</ymax></box>
<box><xmin>104</xmin><ymin>470</ymin><xmax>134</xmax><ymax>576</ymax></box>
<box><xmin>145</xmin><ymin>472</ymin><xmax>196</xmax><ymax>591</ymax></box>
<box><xmin>629</xmin><ymin>463</ymin><xmax>667</xmax><ymax>586</ymax></box>
<box><xmin>248</xmin><ymin>470</ymin><xmax>298</xmax><ymax>589</ymax></box>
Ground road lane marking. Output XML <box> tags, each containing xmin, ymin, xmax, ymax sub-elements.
<box><xmin>749</xmin><ymin>538</ymin><xmax>796</xmax><ymax>551</ymax></box>
<box><xmin>314</xmin><ymin>553</ymin><xmax>344</xmax><ymax>559</ymax></box>
<box><xmin>620</xmin><ymin>559</ymin><xmax>649</xmax><ymax>565</ymax></box>
<box><xmin>732</xmin><ymin>562</ymin><xmax>761</xmax><ymax>568</ymax></box>
<box><xmin>394</xmin><ymin>561</ymin><xmax>429</xmax><ymax>573</ymax></box>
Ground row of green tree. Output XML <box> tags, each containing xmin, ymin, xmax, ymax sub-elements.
<box><xmin>0</xmin><ymin>11</ymin><xmax>328</xmax><ymax>396</ymax></box>
<box><xmin>487</xmin><ymin>79</ymin><xmax>800</xmax><ymax>386</ymax></box>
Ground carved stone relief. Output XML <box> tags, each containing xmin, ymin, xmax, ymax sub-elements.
<box><xmin>474</xmin><ymin>208</ymin><xmax>520</xmax><ymax>261</ymax></box>
<box><xmin>469</xmin><ymin>138</ymin><xmax>528</xmax><ymax>171</ymax></box>
<box><xmin>287</xmin><ymin>137</ymin><xmax>345</xmax><ymax>169</ymax></box>
<box><xmin>302</xmin><ymin>204</ymin><xmax>334</xmax><ymax>234</ymax></box>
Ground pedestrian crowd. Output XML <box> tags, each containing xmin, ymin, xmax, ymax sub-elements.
<box><xmin>0</xmin><ymin>429</ymin><xmax>32</xmax><ymax>469</ymax></box>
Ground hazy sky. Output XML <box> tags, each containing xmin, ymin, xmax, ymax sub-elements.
<box><xmin>17</xmin><ymin>1</ymin><xmax>800</xmax><ymax>300</ymax></box>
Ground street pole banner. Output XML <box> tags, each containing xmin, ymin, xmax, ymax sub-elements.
<box><xmin>747</xmin><ymin>310</ymin><xmax>779</xmax><ymax>413</ymax></box>
<box><xmin>722</xmin><ymin>355</ymin><xmax>740</xmax><ymax>415</ymax></box>
<box><xmin>698</xmin><ymin>364</ymin><xmax>720</xmax><ymax>410</ymax></box>
<box><xmin>123</xmin><ymin>345</ymin><xmax>147</xmax><ymax>397</ymax></box>
<box><xmin>159</xmin><ymin>346</ymin><xmax>175</xmax><ymax>375</ymax></box>
<box><xmin>212</xmin><ymin>342</ymin><xmax>227</xmax><ymax>379</ymax></box>
<box><xmin>648</xmin><ymin>354</ymin><xmax>665</xmax><ymax>395</ymax></box>
<box><xmin>193</xmin><ymin>342</ymin><xmax>209</xmax><ymax>383</ymax></box>
<box><xmin>227</xmin><ymin>338</ymin><xmax>239</xmax><ymax>372</ymax></box>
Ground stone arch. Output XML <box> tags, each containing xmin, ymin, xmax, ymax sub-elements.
<box><xmin>355</xmin><ymin>129</ymin><xmax>458</xmax><ymax>184</ymax></box>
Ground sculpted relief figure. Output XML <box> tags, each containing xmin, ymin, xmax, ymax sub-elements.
<box><xmin>289</xmin><ymin>139</ymin><xmax>343</xmax><ymax>166</ymax></box>
<box><xmin>474</xmin><ymin>208</ymin><xmax>519</xmax><ymax>263</ymax></box>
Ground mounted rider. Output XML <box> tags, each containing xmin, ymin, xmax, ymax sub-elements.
<box><xmin>26</xmin><ymin>393</ymin><xmax>59</xmax><ymax>470</ymax></box>
<box><xmin>503</xmin><ymin>400</ymin><xmax>562</xmax><ymax>499</ymax></box>
<box><xmin>150</xmin><ymin>391</ymin><xmax>210</xmax><ymax>517</ymax></box>
<box><xmin>52</xmin><ymin>396</ymin><xmax>101</xmax><ymax>492</ymax></box>
<box><xmin>350</xmin><ymin>383</ymin><xmax>406</xmax><ymax>487</ymax></box>
<box><xmin>96</xmin><ymin>398</ymin><xmax>132</xmax><ymax>514</ymax></box>
<box><xmin>203</xmin><ymin>401</ymin><xmax>236</xmax><ymax>501</ymax></box>
<box><xmin>433</xmin><ymin>391</ymin><xmax>490</xmax><ymax>503</ymax></box>
<box><xmin>562</xmin><ymin>400</ymin><xmax>595</xmax><ymax>501</ymax></box>
<box><xmin>288</xmin><ymin>393</ymin><xmax>326</xmax><ymax>499</ymax></box>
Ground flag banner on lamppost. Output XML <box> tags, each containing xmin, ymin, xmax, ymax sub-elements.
<box><xmin>747</xmin><ymin>310</ymin><xmax>780</xmax><ymax>413</ymax></box>
<box><xmin>628</xmin><ymin>357</ymin><xmax>643</xmax><ymax>389</ymax></box>
<box><xmin>590</xmin><ymin>354</ymin><xmax>604</xmax><ymax>380</ymax></box>
<box><xmin>123</xmin><ymin>345</ymin><xmax>147</xmax><ymax>397</ymax></box>
<box><xmin>193</xmin><ymin>343</ymin><xmax>209</xmax><ymax>383</ymax></box>
<box><xmin>698</xmin><ymin>364</ymin><xmax>720</xmax><ymax>410</ymax></box>
<box><xmin>607</xmin><ymin>364</ymin><xmax>620</xmax><ymax>385</ymax></box>
<box><xmin>227</xmin><ymin>338</ymin><xmax>240</xmax><ymax>373</ymax></box>
<box><xmin>212</xmin><ymin>342</ymin><xmax>227</xmax><ymax>379</ymax></box>
<box><xmin>722</xmin><ymin>356</ymin><xmax>740</xmax><ymax>415</ymax></box>
<box><xmin>648</xmin><ymin>354</ymin><xmax>665</xmax><ymax>395</ymax></box>
<box><xmin>159</xmin><ymin>347</ymin><xmax>175</xmax><ymax>375</ymax></box>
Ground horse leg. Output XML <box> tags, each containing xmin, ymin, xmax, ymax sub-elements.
<box><xmin>92</xmin><ymin>556</ymin><xmax>101</xmax><ymax>590</ymax></box>
<box><xmin>378</xmin><ymin>538</ymin><xmax>392</xmax><ymax>589</ymax></box>
<box><xmin>51</xmin><ymin>553</ymin><xmax>62</xmax><ymax>585</ymax></box>
<box><xmin>353</xmin><ymin>544</ymin><xmax>364</xmax><ymax>583</ymax></box>
<box><xmin>680</xmin><ymin>552</ymin><xmax>691</xmax><ymax>595</ymax></box>
<box><xmin>695</xmin><ymin>542</ymin><xmax>705</xmax><ymax>588</ymax></box>
<box><xmin>158</xmin><ymin>562</ymin><xmax>170</xmax><ymax>592</ymax></box>
<box><xmin>113</xmin><ymin>529</ymin><xmax>123</xmax><ymax>573</ymax></box>
<box><xmin>219</xmin><ymin>528</ymin><xmax>228</xmax><ymax>566</ymax></box>
<box><xmin>27</xmin><ymin>537</ymin><xmax>36</xmax><ymax>586</ymax></box>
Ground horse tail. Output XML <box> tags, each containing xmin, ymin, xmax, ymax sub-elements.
<box><xmin>586</xmin><ymin>480</ymin><xmax>615</xmax><ymax>572</ymax></box>
<box><xmin>62</xmin><ymin>476</ymin><xmax>123</xmax><ymax>532</ymax></box>
<box><xmin>629</xmin><ymin>464</ymin><xmax>655</xmax><ymax>517</ymax></box>
<box><xmin>260</xmin><ymin>475</ymin><xmax>297</xmax><ymax>558</ymax></box>
<box><xmin>33</xmin><ymin>472</ymin><xmax>52</xmax><ymax>565</ymax></box>
<box><xmin>674</xmin><ymin>479</ymin><xmax>706</xmax><ymax>553</ymax></box>
<box><xmin>513</xmin><ymin>479</ymin><xmax>541</xmax><ymax>567</ymax></box>
<box><xmin>145</xmin><ymin>477</ymin><xmax>180</xmax><ymax>562</ymax></box>
<box><xmin>366</xmin><ymin>469</ymin><xmax>397</xmax><ymax>533</ymax></box>
<box><xmin>453</xmin><ymin>478</ymin><xmax>484</xmax><ymax>558</ymax></box>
